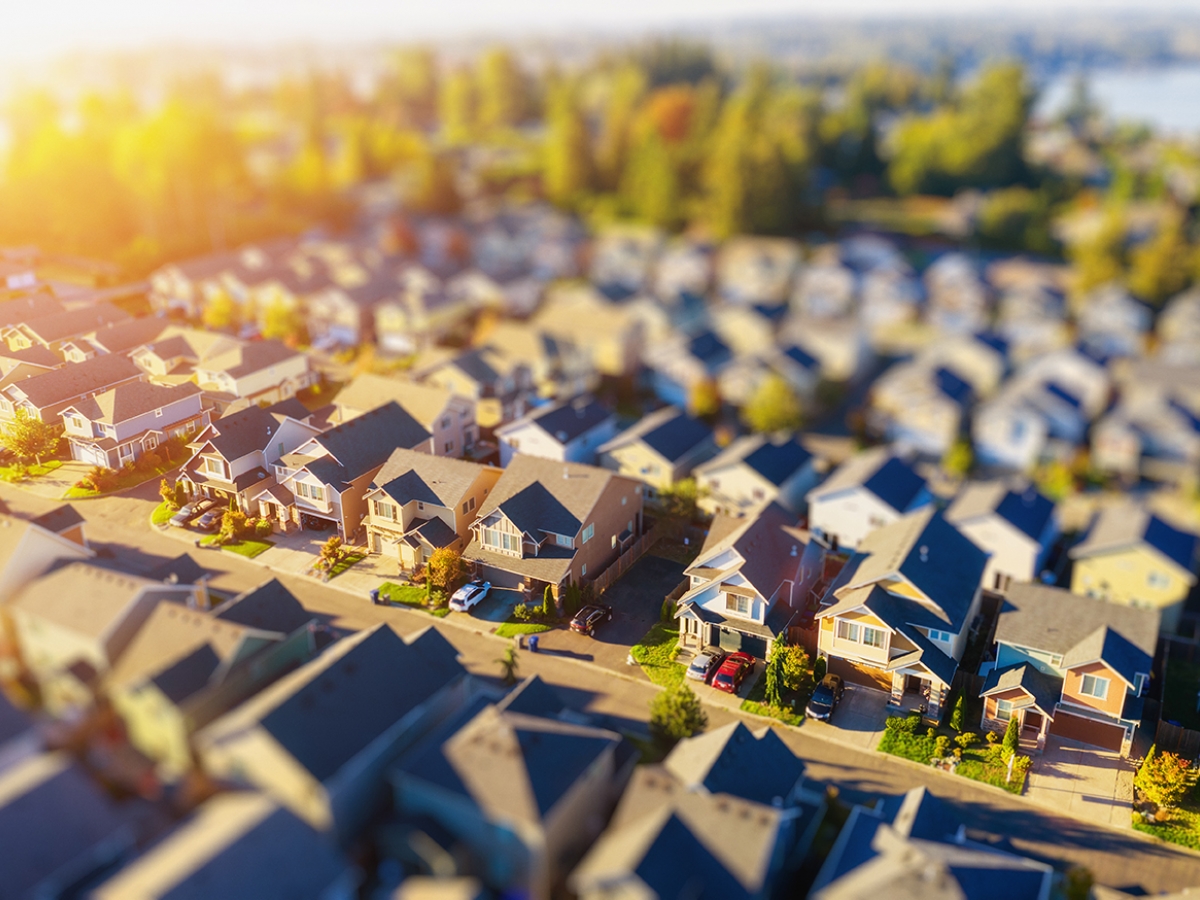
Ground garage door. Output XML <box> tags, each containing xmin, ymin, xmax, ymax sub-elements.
<box><xmin>1050</xmin><ymin>710</ymin><xmax>1126</xmax><ymax>752</ymax></box>
<box><xmin>828</xmin><ymin>656</ymin><xmax>893</xmax><ymax>691</ymax></box>
<box><xmin>475</xmin><ymin>565</ymin><xmax>526</xmax><ymax>591</ymax></box>
<box><xmin>715</xmin><ymin>627</ymin><xmax>768</xmax><ymax>660</ymax></box>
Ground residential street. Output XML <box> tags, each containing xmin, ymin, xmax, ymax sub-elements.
<box><xmin>4</xmin><ymin>476</ymin><xmax>1200</xmax><ymax>893</ymax></box>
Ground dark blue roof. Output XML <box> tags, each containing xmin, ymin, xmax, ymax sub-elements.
<box><xmin>596</xmin><ymin>282</ymin><xmax>636</xmax><ymax>303</ymax></box>
<box><xmin>783</xmin><ymin>345</ymin><xmax>819</xmax><ymax>372</ymax></box>
<box><xmin>1169</xmin><ymin>398</ymin><xmax>1200</xmax><ymax>434</ymax></box>
<box><xmin>688</xmin><ymin>330</ymin><xmax>732</xmax><ymax>369</ymax></box>
<box><xmin>215</xmin><ymin>579</ymin><xmax>313</xmax><ymax>634</ymax></box>
<box><xmin>994</xmin><ymin>487</ymin><xmax>1055</xmax><ymax>542</ymax></box>
<box><xmin>532</xmin><ymin>398</ymin><xmax>612</xmax><ymax>445</ymax></box>
<box><xmin>683</xmin><ymin>723</ymin><xmax>805</xmax><ymax>806</ymax></box>
<box><xmin>742</xmin><ymin>437</ymin><xmax>812</xmax><ymax>487</ymax></box>
<box><xmin>973</xmin><ymin>331</ymin><xmax>1009</xmax><ymax>359</ymax></box>
<box><xmin>640</xmin><ymin>411</ymin><xmax>713</xmax><ymax>464</ymax></box>
<box><xmin>632</xmin><ymin>814</ymin><xmax>748</xmax><ymax>900</ymax></box>
<box><xmin>1146</xmin><ymin>515</ymin><xmax>1198</xmax><ymax>572</ymax></box>
<box><xmin>1044</xmin><ymin>381</ymin><xmax>1082</xmax><ymax>409</ymax></box>
<box><xmin>151</xmin><ymin>646</ymin><xmax>221</xmax><ymax>704</ymax></box>
<box><xmin>862</xmin><ymin>457</ymin><xmax>926</xmax><ymax>513</ymax></box>
<box><xmin>933</xmin><ymin>366</ymin><xmax>973</xmax><ymax>407</ymax></box>
<box><xmin>752</xmin><ymin>303</ymin><xmax>788</xmax><ymax>323</ymax></box>
<box><xmin>895</xmin><ymin>513</ymin><xmax>990</xmax><ymax>633</ymax></box>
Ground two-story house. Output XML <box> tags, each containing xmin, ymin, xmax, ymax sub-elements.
<box><xmin>675</xmin><ymin>503</ymin><xmax>823</xmax><ymax>660</ymax></box>
<box><xmin>496</xmin><ymin>397</ymin><xmax>617</xmax><ymax>467</ymax></box>
<box><xmin>694</xmin><ymin>434</ymin><xmax>820</xmax><ymax>517</ymax></box>
<box><xmin>363</xmin><ymin>449</ymin><xmax>503</xmax><ymax>572</ymax></box>
<box><xmin>331</xmin><ymin>373</ymin><xmax>477</xmax><ymax>458</ymax></box>
<box><xmin>0</xmin><ymin>353</ymin><xmax>142</xmax><ymax>426</ymax></box>
<box><xmin>274</xmin><ymin>402</ymin><xmax>431</xmax><ymax>540</ymax></box>
<box><xmin>814</xmin><ymin>508</ymin><xmax>989</xmax><ymax>719</ymax></box>
<box><xmin>945</xmin><ymin>480</ymin><xmax>1059</xmax><ymax>592</ymax></box>
<box><xmin>1</xmin><ymin>303</ymin><xmax>130</xmax><ymax>358</ymax></box>
<box><xmin>462</xmin><ymin>455</ymin><xmax>644</xmax><ymax>599</ymax></box>
<box><xmin>596</xmin><ymin>406</ymin><xmax>716</xmax><ymax>495</ymax></box>
<box><xmin>60</xmin><ymin>381</ymin><xmax>209</xmax><ymax>469</ymax></box>
<box><xmin>1069</xmin><ymin>502</ymin><xmax>1198</xmax><ymax>633</ymax></box>
<box><xmin>418</xmin><ymin>344</ymin><xmax>537</xmax><ymax>429</ymax></box>
<box><xmin>979</xmin><ymin>583</ymin><xmax>1158</xmax><ymax>756</ymax></box>
<box><xmin>805</xmin><ymin>447</ymin><xmax>931</xmax><ymax>551</ymax></box>
<box><xmin>192</xmin><ymin>338</ymin><xmax>314</xmax><ymax>412</ymax></box>
<box><xmin>179</xmin><ymin>402</ymin><xmax>324</xmax><ymax>528</ymax></box>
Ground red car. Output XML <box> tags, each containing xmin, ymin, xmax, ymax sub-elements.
<box><xmin>712</xmin><ymin>652</ymin><xmax>755</xmax><ymax>694</ymax></box>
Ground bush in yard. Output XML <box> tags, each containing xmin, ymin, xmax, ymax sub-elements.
<box><xmin>315</xmin><ymin>535</ymin><xmax>346</xmax><ymax>572</ymax></box>
<box><xmin>934</xmin><ymin>735</ymin><xmax>951</xmax><ymax>758</ymax></box>
<box><xmin>955</xmin><ymin>732</ymin><xmax>980</xmax><ymax>750</ymax></box>
<box><xmin>985</xmin><ymin>730</ymin><xmax>999</xmax><ymax>744</ymax></box>
<box><xmin>218</xmin><ymin>509</ymin><xmax>249</xmax><ymax>545</ymax></box>
<box><xmin>563</xmin><ymin>582</ymin><xmax>582</xmax><ymax>617</ymax></box>
<box><xmin>542</xmin><ymin>585</ymin><xmax>555</xmax><ymax>620</ymax></box>
<box><xmin>1135</xmin><ymin>744</ymin><xmax>1200</xmax><ymax>818</ymax></box>
<box><xmin>660</xmin><ymin>596</ymin><xmax>675</xmax><ymax>623</ymax></box>
<box><xmin>926</xmin><ymin>726</ymin><xmax>938</xmax><ymax>738</ymax></box>
<box><xmin>426</xmin><ymin>547</ymin><xmax>466</xmax><ymax>594</ymax></box>
<box><xmin>950</xmin><ymin>693</ymin><xmax>965</xmax><ymax>732</ymax></box>
<box><xmin>512</xmin><ymin>603</ymin><xmax>532</xmax><ymax>621</ymax></box>
<box><xmin>1002</xmin><ymin>717</ymin><xmax>1020</xmax><ymax>758</ymax></box>
<box><xmin>255</xmin><ymin>518</ymin><xmax>273</xmax><ymax>538</ymax></box>
<box><xmin>159</xmin><ymin>478</ymin><xmax>179</xmax><ymax>510</ymax></box>
<box><xmin>649</xmin><ymin>682</ymin><xmax>708</xmax><ymax>749</ymax></box>
<box><xmin>812</xmin><ymin>656</ymin><xmax>827</xmax><ymax>683</ymax></box>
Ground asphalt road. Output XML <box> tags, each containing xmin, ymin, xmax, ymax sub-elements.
<box><xmin>4</xmin><ymin>477</ymin><xmax>1200</xmax><ymax>893</ymax></box>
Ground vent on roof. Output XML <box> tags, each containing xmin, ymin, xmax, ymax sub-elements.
<box><xmin>919</xmin><ymin>545</ymin><xmax>929</xmax><ymax>562</ymax></box>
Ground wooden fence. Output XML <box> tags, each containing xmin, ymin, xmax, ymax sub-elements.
<box><xmin>1156</xmin><ymin>720</ymin><xmax>1200</xmax><ymax>759</ymax></box>
<box><xmin>588</xmin><ymin>521</ymin><xmax>668</xmax><ymax>595</ymax></box>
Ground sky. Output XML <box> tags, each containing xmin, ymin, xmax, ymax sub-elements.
<box><xmin>7</xmin><ymin>0</ymin><xmax>1200</xmax><ymax>60</ymax></box>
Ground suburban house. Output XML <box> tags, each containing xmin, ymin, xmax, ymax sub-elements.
<box><xmin>178</xmin><ymin>402</ymin><xmax>324</xmax><ymax>529</ymax></box>
<box><xmin>1</xmin><ymin>302</ymin><xmax>130</xmax><ymax>357</ymax></box>
<box><xmin>363</xmin><ymin>449</ymin><xmax>503</xmax><ymax>571</ymax></box>
<box><xmin>30</xmin><ymin>504</ymin><xmax>88</xmax><ymax>548</ymax></box>
<box><xmin>675</xmin><ymin>503</ymin><xmax>823</xmax><ymax>660</ymax></box>
<box><xmin>805</xmin><ymin>447</ymin><xmax>931</xmax><ymax>551</ymax></box>
<box><xmin>59</xmin><ymin>316</ymin><xmax>172</xmax><ymax>363</ymax></box>
<box><xmin>814</xmin><ymin>508</ymin><xmax>989</xmax><ymax>720</ymax></box>
<box><xmin>0</xmin><ymin>353</ymin><xmax>142</xmax><ymax>426</ymax></box>
<box><xmin>374</xmin><ymin>264</ymin><xmax>477</xmax><ymax>355</ymax></box>
<box><xmin>596</xmin><ymin>406</ymin><xmax>716</xmax><ymax>494</ymax></box>
<box><xmin>945</xmin><ymin>480</ymin><xmax>1059</xmax><ymax>591</ymax></box>
<box><xmin>274</xmin><ymin>402</ymin><xmax>432</xmax><ymax>539</ymax></box>
<box><xmin>496</xmin><ymin>396</ymin><xmax>617</xmax><ymax>467</ymax></box>
<box><xmin>462</xmin><ymin>455</ymin><xmax>644</xmax><ymax>598</ymax></box>
<box><xmin>715</xmin><ymin>236</ymin><xmax>801</xmax><ymax>306</ymax></box>
<box><xmin>0</xmin><ymin>290</ymin><xmax>63</xmax><ymax>331</ymax></box>
<box><xmin>869</xmin><ymin>361</ymin><xmax>974</xmax><ymax>458</ymax></box>
<box><xmin>91</xmin><ymin>792</ymin><xmax>357</xmax><ymax>900</ymax></box>
<box><xmin>980</xmin><ymin>583</ymin><xmax>1158</xmax><ymax>756</ymax></box>
<box><xmin>418</xmin><ymin>344</ymin><xmax>538</xmax><ymax>429</ymax></box>
<box><xmin>643</xmin><ymin>329</ymin><xmax>733</xmax><ymax>410</ymax></box>
<box><xmin>3</xmin><ymin>561</ymin><xmax>204</xmax><ymax>715</ymax></box>
<box><xmin>60</xmin><ymin>381</ymin><xmax>209</xmax><ymax>469</ymax></box>
<box><xmin>533</xmin><ymin>285</ymin><xmax>645</xmax><ymax>379</ymax></box>
<box><xmin>483</xmin><ymin>320</ymin><xmax>597</xmax><ymax>400</ymax></box>
<box><xmin>196</xmin><ymin>624</ymin><xmax>469</xmax><ymax>843</ymax></box>
<box><xmin>104</xmin><ymin>595</ymin><xmax>319</xmax><ymax>779</ymax></box>
<box><xmin>1076</xmin><ymin>283</ymin><xmax>1151</xmax><ymax>360</ymax></box>
<box><xmin>390</xmin><ymin>676</ymin><xmax>635</xmax><ymax>900</ymax></box>
<box><xmin>571</xmin><ymin>722</ymin><xmax>825</xmax><ymax>900</ymax></box>
<box><xmin>1068</xmin><ymin>503</ymin><xmax>1198</xmax><ymax>633</ymax></box>
<box><xmin>694</xmin><ymin>434</ymin><xmax>820</xmax><ymax>517</ymax></box>
<box><xmin>811</xmin><ymin>786</ymin><xmax>1052</xmax><ymax>900</ymax></box>
<box><xmin>0</xmin><ymin>513</ymin><xmax>93</xmax><ymax>610</ymax></box>
<box><xmin>305</xmin><ymin>275</ymin><xmax>391</xmax><ymax>350</ymax></box>
<box><xmin>331</xmin><ymin>373</ymin><xmax>478</xmax><ymax>459</ymax></box>
<box><xmin>0</xmin><ymin>752</ymin><xmax>141</xmax><ymax>900</ymax></box>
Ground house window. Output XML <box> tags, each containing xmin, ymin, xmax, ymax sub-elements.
<box><xmin>836</xmin><ymin>620</ymin><xmax>860</xmax><ymax>642</ymax></box>
<box><xmin>861</xmin><ymin>627</ymin><xmax>886</xmax><ymax>649</ymax></box>
<box><xmin>1080</xmin><ymin>674</ymin><xmax>1109</xmax><ymax>700</ymax></box>
<box><xmin>581</xmin><ymin>563</ymin><xmax>587</xmax><ymax>577</ymax></box>
<box><xmin>154</xmin><ymin>408</ymin><xmax>163</xmax><ymax>417</ymax></box>
<box><xmin>375</xmin><ymin>500</ymin><xmax>396</xmax><ymax>521</ymax></box>
<box><xmin>146</xmin><ymin>435</ymin><xmax>158</xmax><ymax>450</ymax></box>
<box><xmin>928</xmin><ymin>629</ymin><xmax>953</xmax><ymax>643</ymax></box>
<box><xmin>469</xmin><ymin>497</ymin><xmax>475</xmax><ymax>511</ymax></box>
<box><xmin>621</xmin><ymin>496</ymin><xmax>627</xmax><ymax>505</ymax></box>
<box><xmin>444</xmin><ymin>441</ymin><xmax>454</xmax><ymax>453</ymax></box>
<box><xmin>556</xmin><ymin>533</ymin><xmax>573</xmax><ymax>548</ymax></box>
<box><xmin>724</xmin><ymin>593</ymin><xmax>749</xmax><ymax>615</ymax></box>
<box><xmin>582</xmin><ymin>523</ymin><xmax>594</xmax><ymax>543</ymax></box>
<box><xmin>612</xmin><ymin>535</ymin><xmax>617</xmax><ymax>549</ymax></box>
<box><xmin>462</xmin><ymin>501</ymin><xmax>469</xmax><ymax>514</ymax></box>
<box><xmin>1148</xmin><ymin>570</ymin><xmax>1170</xmax><ymax>589</ymax></box>
<box><xmin>441</xmin><ymin>417</ymin><xmax>451</xmax><ymax>429</ymax></box>
<box><xmin>203</xmin><ymin>457</ymin><xmax>228</xmax><ymax>479</ymax></box>
<box><xmin>995</xmin><ymin>698</ymin><xmax>1014</xmax><ymax>721</ymax></box>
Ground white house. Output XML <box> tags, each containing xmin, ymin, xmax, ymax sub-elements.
<box><xmin>805</xmin><ymin>447</ymin><xmax>931</xmax><ymax>551</ymax></box>
<box><xmin>694</xmin><ymin>434</ymin><xmax>819</xmax><ymax>517</ymax></box>
<box><xmin>62</xmin><ymin>381</ymin><xmax>209</xmax><ymax>469</ymax></box>
<box><xmin>945</xmin><ymin>480</ymin><xmax>1059</xmax><ymax>591</ymax></box>
<box><xmin>496</xmin><ymin>397</ymin><xmax>617</xmax><ymax>467</ymax></box>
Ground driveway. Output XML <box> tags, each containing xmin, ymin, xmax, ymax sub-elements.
<box><xmin>801</xmin><ymin>683</ymin><xmax>889</xmax><ymax>752</ymax></box>
<box><xmin>1025</xmin><ymin>736</ymin><xmax>1135</xmax><ymax>829</ymax></box>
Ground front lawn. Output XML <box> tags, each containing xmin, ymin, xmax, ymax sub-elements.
<box><xmin>877</xmin><ymin>714</ymin><xmax>1030</xmax><ymax>794</ymax></box>
<box><xmin>151</xmin><ymin>500</ymin><xmax>175</xmax><ymax>526</ymax></box>
<box><xmin>65</xmin><ymin>457</ymin><xmax>178</xmax><ymax>499</ymax></box>
<box><xmin>378</xmin><ymin>582</ymin><xmax>451</xmax><ymax>618</ymax></box>
<box><xmin>631</xmin><ymin>623</ymin><xmax>685</xmax><ymax>688</ymax></box>
<box><xmin>1134</xmin><ymin>794</ymin><xmax>1200</xmax><ymax>850</ymax></box>
<box><xmin>0</xmin><ymin>459</ymin><xmax>62</xmax><ymax>482</ymax></box>
<box><xmin>200</xmin><ymin>536</ymin><xmax>274</xmax><ymax>559</ymax></box>
<box><xmin>496</xmin><ymin>618</ymin><xmax>553</xmax><ymax>638</ymax></box>
<box><xmin>326</xmin><ymin>553</ymin><xmax>365</xmax><ymax>579</ymax></box>
<box><xmin>740</xmin><ymin>670</ymin><xmax>807</xmax><ymax>726</ymax></box>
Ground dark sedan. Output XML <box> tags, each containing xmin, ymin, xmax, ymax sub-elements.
<box><xmin>570</xmin><ymin>604</ymin><xmax>613</xmax><ymax>636</ymax></box>
<box><xmin>805</xmin><ymin>674</ymin><xmax>845</xmax><ymax>721</ymax></box>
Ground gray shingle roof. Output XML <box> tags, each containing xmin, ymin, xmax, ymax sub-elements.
<box><xmin>980</xmin><ymin>663</ymin><xmax>1063</xmax><ymax>716</ymax></box>
<box><xmin>6</xmin><ymin>353</ymin><xmax>140</xmax><ymax>409</ymax></box>
<box><xmin>475</xmin><ymin>455</ymin><xmax>624</xmax><ymax>539</ymax></box>
<box><xmin>197</xmin><ymin>405</ymin><xmax>292</xmax><ymax>463</ymax></box>
<box><xmin>807</xmin><ymin>447</ymin><xmax>926</xmax><ymax>513</ymax></box>
<box><xmin>372</xmin><ymin>448</ymin><xmax>494</xmax><ymax>510</ymax></box>
<box><xmin>598</xmin><ymin>406</ymin><xmax>713</xmax><ymax>466</ymax></box>
<box><xmin>946</xmin><ymin>480</ymin><xmax>1055</xmax><ymax>542</ymax></box>
<box><xmin>663</xmin><ymin>722</ymin><xmax>805</xmax><ymax>807</ymax></box>
<box><xmin>67</xmin><ymin>380</ymin><xmax>199</xmax><ymax>425</ymax></box>
<box><xmin>213</xmin><ymin>579</ymin><xmax>314</xmax><ymax>634</ymax></box>
<box><xmin>305</xmin><ymin>402</ymin><xmax>430</xmax><ymax>486</ymax></box>
<box><xmin>517</xmin><ymin>396</ymin><xmax>614</xmax><ymax>446</ymax></box>
<box><xmin>1070</xmin><ymin>502</ymin><xmax>1199</xmax><ymax>576</ymax></box>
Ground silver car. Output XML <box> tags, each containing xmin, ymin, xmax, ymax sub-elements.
<box><xmin>685</xmin><ymin>649</ymin><xmax>727</xmax><ymax>684</ymax></box>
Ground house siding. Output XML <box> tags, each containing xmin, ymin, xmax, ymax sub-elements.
<box><xmin>1062</xmin><ymin>660</ymin><xmax>1128</xmax><ymax>718</ymax></box>
<box><xmin>1071</xmin><ymin>545</ymin><xmax>1191</xmax><ymax>632</ymax></box>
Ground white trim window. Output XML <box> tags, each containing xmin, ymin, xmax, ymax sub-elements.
<box><xmin>725</xmin><ymin>593</ymin><xmax>750</xmax><ymax>615</ymax></box>
<box><xmin>1079</xmin><ymin>674</ymin><xmax>1110</xmax><ymax>700</ymax></box>
<box><xmin>582</xmin><ymin>523</ymin><xmax>594</xmax><ymax>543</ymax></box>
<box><xmin>995</xmin><ymin>698</ymin><xmax>1014</xmax><ymax>721</ymax></box>
<box><xmin>555</xmin><ymin>533</ymin><xmax>573</xmax><ymax>548</ymax></box>
<box><xmin>862</xmin><ymin>626</ymin><xmax>886</xmax><ymax>649</ymax></box>
<box><xmin>203</xmin><ymin>456</ymin><xmax>228</xmax><ymax>479</ymax></box>
<box><xmin>928</xmin><ymin>629</ymin><xmax>953</xmax><ymax>643</ymax></box>
<box><xmin>836</xmin><ymin>620</ymin><xmax>860</xmax><ymax>642</ymax></box>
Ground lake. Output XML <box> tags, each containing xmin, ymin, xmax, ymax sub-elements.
<box><xmin>1038</xmin><ymin>65</ymin><xmax>1200</xmax><ymax>136</ymax></box>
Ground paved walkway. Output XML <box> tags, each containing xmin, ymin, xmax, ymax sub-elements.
<box><xmin>1026</xmin><ymin>737</ymin><xmax>1136</xmax><ymax>830</ymax></box>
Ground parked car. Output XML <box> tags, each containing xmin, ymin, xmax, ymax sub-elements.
<box><xmin>570</xmin><ymin>604</ymin><xmax>613</xmax><ymax>636</ymax></box>
<box><xmin>449</xmin><ymin>580</ymin><xmax>491</xmax><ymax>613</ymax></box>
<box><xmin>196</xmin><ymin>508</ymin><xmax>223</xmax><ymax>532</ymax></box>
<box><xmin>301</xmin><ymin>513</ymin><xmax>335</xmax><ymax>531</ymax></box>
<box><xmin>169</xmin><ymin>499</ymin><xmax>213</xmax><ymax>528</ymax></box>
<box><xmin>712</xmin><ymin>652</ymin><xmax>755</xmax><ymax>694</ymax></box>
<box><xmin>686</xmin><ymin>648</ymin><xmax>728</xmax><ymax>683</ymax></box>
<box><xmin>805</xmin><ymin>673</ymin><xmax>845</xmax><ymax>721</ymax></box>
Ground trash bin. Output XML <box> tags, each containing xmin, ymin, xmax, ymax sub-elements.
<box><xmin>369</xmin><ymin>589</ymin><xmax>380</xmax><ymax>605</ymax></box>
<box><xmin>528</xmin><ymin>635</ymin><xmax>540</xmax><ymax>653</ymax></box>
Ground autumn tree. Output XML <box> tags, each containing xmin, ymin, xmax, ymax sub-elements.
<box><xmin>261</xmin><ymin>298</ymin><xmax>307</xmax><ymax>346</ymax></box>
<box><xmin>742</xmin><ymin>373</ymin><xmax>803</xmax><ymax>434</ymax></box>
<box><xmin>649</xmin><ymin>682</ymin><xmax>708</xmax><ymax>749</ymax></box>
<box><xmin>202</xmin><ymin>289</ymin><xmax>239</xmax><ymax>332</ymax></box>
<box><xmin>1136</xmin><ymin>745</ymin><xmax>1200</xmax><ymax>815</ymax></box>
<box><xmin>438</xmin><ymin>68</ymin><xmax>476</xmax><ymax>145</ymax></box>
<box><xmin>427</xmin><ymin>547</ymin><xmax>467</xmax><ymax>595</ymax></box>
<box><xmin>543</xmin><ymin>79</ymin><xmax>593</xmax><ymax>208</ymax></box>
<box><xmin>1068</xmin><ymin>214</ymin><xmax>1127</xmax><ymax>302</ymax></box>
<box><xmin>159</xmin><ymin>477</ymin><xmax>180</xmax><ymax>510</ymax></box>
<box><xmin>688</xmin><ymin>378</ymin><xmax>721</xmax><ymax>420</ymax></box>
<box><xmin>2</xmin><ymin>408</ymin><xmax>59</xmax><ymax>465</ymax></box>
<box><xmin>476</xmin><ymin>48</ymin><xmax>529</xmax><ymax>134</ymax></box>
<box><xmin>1128</xmin><ymin>208</ymin><xmax>1194</xmax><ymax>306</ymax></box>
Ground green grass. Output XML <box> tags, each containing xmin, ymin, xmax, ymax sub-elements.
<box><xmin>64</xmin><ymin>457</ymin><xmax>178</xmax><ymax>498</ymax></box>
<box><xmin>151</xmin><ymin>500</ymin><xmax>176</xmax><ymax>525</ymax></box>
<box><xmin>877</xmin><ymin>714</ymin><xmax>1029</xmax><ymax>794</ymax></box>
<box><xmin>0</xmin><ymin>459</ymin><xmax>62</xmax><ymax>482</ymax></box>
<box><xmin>326</xmin><ymin>553</ymin><xmax>365</xmax><ymax>578</ymax></box>
<box><xmin>631</xmin><ymin>623</ymin><xmax>685</xmax><ymax>688</ymax></box>
<box><xmin>740</xmin><ymin>670</ymin><xmax>807</xmax><ymax>726</ymax></box>
<box><xmin>378</xmin><ymin>582</ymin><xmax>451</xmax><ymax>618</ymax></box>
<box><xmin>200</xmin><ymin>536</ymin><xmax>274</xmax><ymax>558</ymax></box>
<box><xmin>496</xmin><ymin>619</ymin><xmax>553</xmax><ymax>638</ymax></box>
<box><xmin>1134</xmin><ymin>795</ymin><xmax>1200</xmax><ymax>849</ymax></box>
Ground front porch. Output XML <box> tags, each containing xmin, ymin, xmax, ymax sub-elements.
<box><xmin>886</xmin><ymin>670</ymin><xmax>949</xmax><ymax>723</ymax></box>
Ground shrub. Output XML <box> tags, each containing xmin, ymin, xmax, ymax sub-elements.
<box><xmin>542</xmin><ymin>585</ymin><xmax>555</xmax><ymax>620</ymax></box>
<box><xmin>512</xmin><ymin>603</ymin><xmax>532</xmax><ymax>622</ymax></box>
<box><xmin>953</xmin><ymin>748</ymin><xmax>963</xmax><ymax>759</ymax></box>
<box><xmin>885</xmin><ymin>714</ymin><xmax>921</xmax><ymax>734</ymax></box>
<box><xmin>649</xmin><ymin>682</ymin><xmax>708</xmax><ymax>749</ymax></box>
<box><xmin>926</xmin><ymin>727</ymin><xmax>938</xmax><ymax>739</ymax></box>
<box><xmin>812</xmin><ymin>656</ymin><xmax>827</xmax><ymax>683</ymax></box>
<box><xmin>985</xmin><ymin>730</ymin><xmax>999</xmax><ymax>744</ymax></box>
<box><xmin>950</xmin><ymin>693</ymin><xmax>965</xmax><ymax>732</ymax></box>
<box><xmin>159</xmin><ymin>477</ymin><xmax>179</xmax><ymax>510</ymax></box>
<box><xmin>1135</xmin><ymin>744</ymin><xmax>1200</xmax><ymax>815</ymax></box>
<box><xmin>934</xmin><ymin>735</ymin><xmax>951</xmax><ymax>758</ymax></box>
<box><xmin>956</xmin><ymin>732</ymin><xmax>980</xmax><ymax>750</ymax></box>
<box><xmin>255</xmin><ymin>518</ymin><xmax>273</xmax><ymax>538</ymax></box>
<box><xmin>218</xmin><ymin>509</ymin><xmax>249</xmax><ymax>545</ymax></box>
<box><xmin>660</xmin><ymin>596</ymin><xmax>676</xmax><ymax>623</ymax></box>
<box><xmin>1002</xmin><ymin>717</ymin><xmax>1020</xmax><ymax>758</ymax></box>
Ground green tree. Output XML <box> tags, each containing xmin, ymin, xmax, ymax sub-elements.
<box><xmin>1002</xmin><ymin>716</ymin><xmax>1020</xmax><ymax>759</ymax></box>
<box><xmin>2</xmin><ymin>408</ymin><xmax>59</xmax><ymax>465</ymax></box>
<box><xmin>496</xmin><ymin>646</ymin><xmax>520</xmax><ymax>685</ymax></box>
<box><xmin>542</xmin><ymin>584</ymin><xmax>555</xmax><ymax>620</ymax></box>
<box><xmin>218</xmin><ymin>508</ymin><xmax>249</xmax><ymax>545</ymax></box>
<box><xmin>620</xmin><ymin>131</ymin><xmax>681</xmax><ymax>228</ymax></box>
<box><xmin>687</xmin><ymin>378</ymin><xmax>721</xmax><ymax>420</ymax></box>
<box><xmin>950</xmin><ymin>693</ymin><xmax>965</xmax><ymax>732</ymax></box>
<box><xmin>409</xmin><ymin>146</ymin><xmax>462</xmax><ymax>215</ymax></box>
<box><xmin>1135</xmin><ymin>744</ymin><xmax>1200</xmax><ymax>815</ymax></box>
<box><xmin>202</xmin><ymin>289</ymin><xmax>239</xmax><ymax>332</ymax></box>
<box><xmin>595</xmin><ymin>63</ymin><xmax>647</xmax><ymax>191</ymax></box>
<box><xmin>391</xmin><ymin>47</ymin><xmax>439</xmax><ymax>129</ymax></box>
<box><xmin>438</xmin><ymin>68</ymin><xmax>476</xmax><ymax>145</ymax></box>
<box><xmin>261</xmin><ymin>298</ymin><xmax>307</xmax><ymax>346</ymax></box>
<box><xmin>658</xmin><ymin>478</ymin><xmax>700</xmax><ymax>523</ymax></box>
<box><xmin>649</xmin><ymin>682</ymin><xmax>708</xmax><ymax>748</ymax></box>
<box><xmin>427</xmin><ymin>547</ymin><xmax>466</xmax><ymax>595</ymax></box>
<box><xmin>543</xmin><ymin>79</ymin><xmax>593</xmax><ymax>208</ymax></box>
<box><xmin>941</xmin><ymin>438</ymin><xmax>973</xmax><ymax>478</ymax></box>
<box><xmin>976</xmin><ymin>187</ymin><xmax>1057</xmax><ymax>255</ymax></box>
<box><xmin>763</xmin><ymin>645</ymin><xmax>786</xmax><ymax>708</ymax></box>
<box><xmin>742</xmin><ymin>373</ymin><xmax>803</xmax><ymax>434</ymax></box>
<box><xmin>314</xmin><ymin>534</ymin><xmax>346</xmax><ymax>572</ymax></box>
<box><xmin>1067</xmin><ymin>214</ymin><xmax>1126</xmax><ymax>301</ymax></box>
<box><xmin>1128</xmin><ymin>209</ymin><xmax>1193</xmax><ymax>306</ymax></box>
<box><xmin>476</xmin><ymin>48</ymin><xmax>529</xmax><ymax>133</ymax></box>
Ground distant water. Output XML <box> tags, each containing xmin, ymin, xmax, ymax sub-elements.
<box><xmin>1038</xmin><ymin>65</ymin><xmax>1200</xmax><ymax>136</ymax></box>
